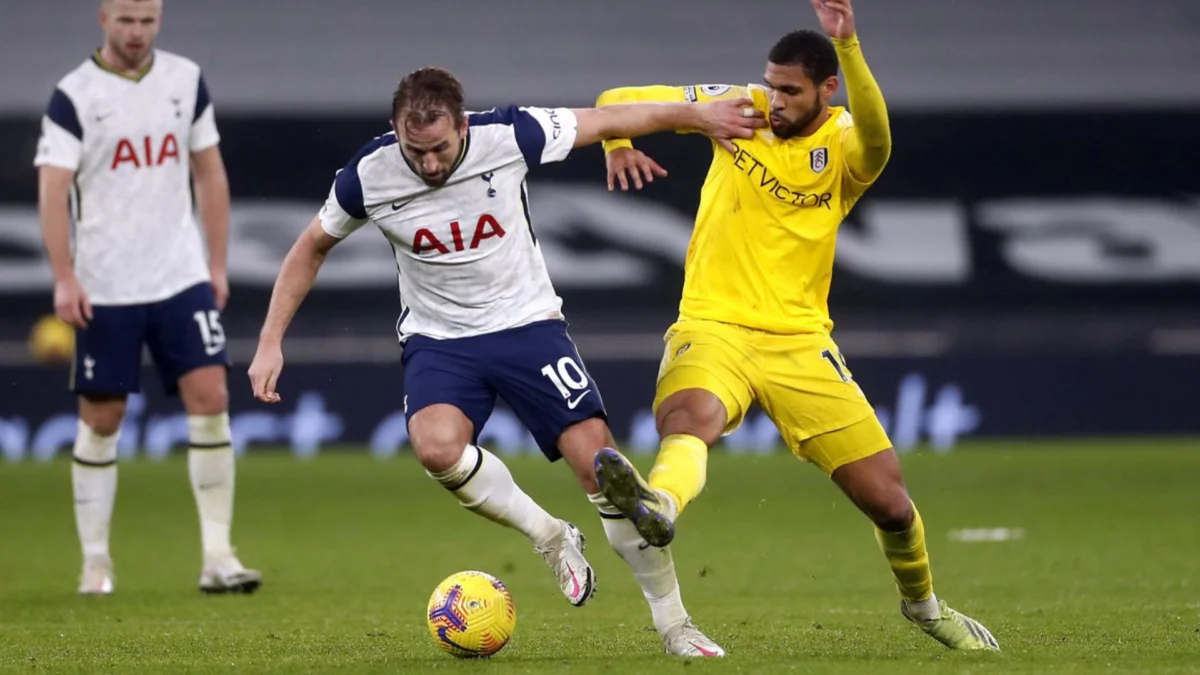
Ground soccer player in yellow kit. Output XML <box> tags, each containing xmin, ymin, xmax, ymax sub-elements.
<box><xmin>591</xmin><ymin>0</ymin><xmax>999</xmax><ymax>652</ymax></box>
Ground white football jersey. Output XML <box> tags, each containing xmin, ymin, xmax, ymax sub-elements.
<box><xmin>34</xmin><ymin>50</ymin><xmax>219</xmax><ymax>305</ymax></box>
<box><xmin>319</xmin><ymin>106</ymin><xmax>578</xmax><ymax>341</ymax></box>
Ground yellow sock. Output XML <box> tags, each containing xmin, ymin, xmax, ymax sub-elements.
<box><xmin>646</xmin><ymin>434</ymin><xmax>709</xmax><ymax>517</ymax></box>
<box><xmin>874</xmin><ymin>503</ymin><xmax>935</xmax><ymax>602</ymax></box>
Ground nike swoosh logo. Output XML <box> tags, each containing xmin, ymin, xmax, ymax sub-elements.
<box><xmin>566</xmin><ymin>390</ymin><xmax>592</xmax><ymax>410</ymax></box>
<box><xmin>690</xmin><ymin>642</ymin><xmax>720</xmax><ymax>657</ymax></box>
<box><xmin>391</xmin><ymin>199</ymin><xmax>414</xmax><ymax>211</ymax></box>
<box><xmin>637</xmin><ymin>541</ymin><xmax>651</xmax><ymax>551</ymax></box>
<box><xmin>565</xmin><ymin>562</ymin><xmax>581</xmax><ymax>598</ymax></box>
<box><xmin>95</xmin><ymin>113</ymin><xmax>112</xmax><ymax>122</ymax></box>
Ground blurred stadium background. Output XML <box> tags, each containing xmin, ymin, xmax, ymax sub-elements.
<box><xmin>2</xmin><ymin>3</ymin><xmax>1200</xmax><ymax>672</ymax></box>
<box><xmin>1</xmin><ymin>0</ymin><xmax>1199</xmax><ymax>460</ymax></box>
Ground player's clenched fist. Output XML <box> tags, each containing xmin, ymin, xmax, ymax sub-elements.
<box><xmin>248</xmin><ymin>343</ymin><xmax>284</xmax><ymax>403</ymax></box>
<box><xmin>694</xmin><ymin>97</ymin><xmax>767</xmax><ymax>153</ymax></box>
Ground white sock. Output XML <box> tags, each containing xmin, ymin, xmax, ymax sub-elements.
<box><xmin>658</xmin><ymin>488</ymin><xmax>680</xmax><ymax>522</ymax></box>
<box><xmin>904</xmin><ymin>594</ymin><xmax>942</xmax><ymax>621</ymax></box>
<box><xmin>188</xmin><ymin>413</ymin><xmax>235</xmax><ymax>560</ymax></box>
<box><xmin>590</xmin><ymin>492</ymin><xmax>689</xmax><ymax>634</ymax></box>
<box><xmin>72</xmin><ymin>420</ymin><xmax>119</xmax><ymax>561</ymax></box>
<box><xmin>428</xmin><ymin>445</ymin><xmax>562</xmax><ymax>548</ymax></box>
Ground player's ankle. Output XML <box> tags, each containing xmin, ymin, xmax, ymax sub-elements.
<box><xmin>83</xmin><ymin>550</ymin><xmax>111</xmax><ymax>565</ymax></box>
<box><xmin>648</xmin><ymin>586</ymin><xmax>689</xmax><ymax>635</ymax></box>
<box><xmin>203</xmin><ymin>547</ymin><xmax>235</xmax><ymax>562</ymax></box>
<box><xmin>656</xmin><ymin>489</ymin><xmax>680</xmax><ymax>521</ymax></box>
<box><xmin>904</xmin><ymin>594</ymin><xmax>941</xmax><ymax>621</ymax></box>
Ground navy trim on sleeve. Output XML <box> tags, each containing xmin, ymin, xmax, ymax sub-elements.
<box><xmin>333</xmin><ymin>133</ymin><xmax>397</xmax><ymax>220</ymax></box>
<box><xmin>193</xmin><ymin>74</ymin><xmax>212</xmax><ymax>122</ymax></box>
<box><xmin>520</xmin><ymin>180</ymin><xmax>536</xmax><ymax>244</ymax></box>
<box><xmin>47</xmin><ymin>88</ymin><xmax>82</xmax><ymax>141</ymax></box>
<box><xmin>469</xmin><ymin>105</ymin><xmax>546</xmax><ymax>168</ymax></box>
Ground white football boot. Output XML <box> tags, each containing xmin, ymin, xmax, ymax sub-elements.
<box><xmin>535</xmin><ymin>520</ymin><xmax>596</xmax><ymax>607</ymax></box>
<box><xmin>199</xmin><ymin>552</ymin><xmax>263</xmax><ymax>594</ymax></box>
<box><xmin>662</xmin><ymin>618</ymin><xmax>726</xmax><ymax>657</ymax></box>
<box><xmin>77</xmin><ymin>554</ymin><xmax>114</xmax><ymax>596</ymax></box>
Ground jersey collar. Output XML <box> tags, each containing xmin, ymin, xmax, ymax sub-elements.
<box><xmin>91</xmin><ymin>48</ymin><xmax>155</xmax><ymax>82</ymax></box>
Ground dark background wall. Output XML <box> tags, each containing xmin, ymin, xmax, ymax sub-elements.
<box><xmin>1</xmin><ymin>1</ymin><xmax>1198</xmax><ymax>455</ymax></box>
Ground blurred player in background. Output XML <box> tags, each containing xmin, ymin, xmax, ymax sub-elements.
<box><xmin>590</xmin><ymin>0</ymin><xmax>999</xmax><ymax>651</ymax></box>
<box><xmin>248</xmin><ymin>67</ymin><xmax>763</xmax><ymax>656</ymax></box>
<box><xmin>34</xmin><ymin>0</ymin><xmax>260</xmax><ymax>595</ymax></box>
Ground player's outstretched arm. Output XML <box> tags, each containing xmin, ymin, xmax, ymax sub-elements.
<box><xmin>191</xmin><ymin>146</ymin><xmax>231</xmax><ymax>310</ymax></box>
<box><xmin>593</xmin><ymin>85</ymin><xmax>747</xmax><ymax>190</ymax></box>
<box><xmin>813</xmin><ymin>0</ymin><xmax>891</xmax><ymax>183</ymax></box>
<box><xmin>594</xmin><ymin>85</ymin><xmax>745</xmax><ymax>151</ymax></box>
<box><xmin>37</xmin><ymin>165</ymin><xmax>92</xmax><ymax>328</ymax></box>
<box><xmin>248</xmin><ymin>216</ymin><xmax>341</xmax><ymax>403</ymax></box>
<box><xmin>571</xmin><ymin>98</ymin><xmax>764</xmax><ymax>152</ymax></box>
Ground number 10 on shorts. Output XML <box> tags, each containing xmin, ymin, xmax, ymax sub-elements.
<box><xmin>541</xmin><ymin>356</ymin><xmax>592</xmax><ymax>406</ymax></box>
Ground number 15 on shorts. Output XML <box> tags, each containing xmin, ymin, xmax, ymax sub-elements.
<box><xmin>541</xmin><ymin>356</ymin><xmax>593</xmax><ymax>410</ymax></box>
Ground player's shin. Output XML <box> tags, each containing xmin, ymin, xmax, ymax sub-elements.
<box><xmin>187</xmin><ymin>413</ymin><xmax>236</xmax><ymax>559</ymax></box>
<box><xmin>589</xmin><ymin>493</ymin><xmax>688</xmax><ymax>634</ymax></box>
<box><xmin>428</xmin><ymin>445</ymin><xmax>562</xmax><ymax>548</ymax></box>
<box><xmin>647</xmin><ymin>434</ymin><xmax>709</xmax><ymax>518</ymax></box>
<box><xmin>72</xmin><ymin>420</ymin><xmax>119</xmax><ymax>562</ymax></box>
<box><xmin>875</xmin><ymin>502</ymin><xmax>939</xmax><ymax>620</ymax></box>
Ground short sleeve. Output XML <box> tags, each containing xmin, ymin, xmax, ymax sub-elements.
<box><xmin>189</xmin><ymin>74</ymin><xmax>220</xmax><ymax>152</ymax></box>
<box><xmin>318</xmin><ymin>134</ymin><xmax>395</xmax><ymax>238</ymax></box>
<box><xmin>33</xmin><ymin>88</ymin><xmax>82</xmax><ymax>170</ymax></box>
<box><xmin>468</xmin><ymin>105</ymin><xmax>578</xmax><ymax>168</ymax></box>
<box><xmin>319</xmin><ymin>177</ymin><xmax>368</xmax><ymax>239</ymax></box>
<box><xmin>519</xmin><ymin>107</ymin><xmax>577</xmax><ymax>165</ymax></box>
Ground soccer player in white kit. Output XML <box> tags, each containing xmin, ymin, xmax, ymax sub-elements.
<box><xmin>248</xmin><ymin>67</ymin><xmax>764</xmax><ymax>656</ymax></box>
<box><xmin>34</xmin><ymin>0</ymin><xmax>260</xmax><ymax>596</ymax></box>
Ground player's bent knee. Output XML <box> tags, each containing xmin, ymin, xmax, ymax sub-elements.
<box><xmin>79</xmin><ymin>395</ymin><xmax>127</xmax><ymax>437</ymax></box>
<box><xmin>186</xmin><ymin>388</ymin><xmax>228</xmax><ymax>416</ymax></box>
<box><xmin>869</xmin><ymin>494</ymin><xmax>915</xmax><ymax>533</ymax></box>
<box><xmin>408</xmin><ymin>406</ymin><xmax>474</xmax><ymax>473</ymax></box>
<box><xmin>556</xmin><ymin>416</ymin><xmax>611</xmax><ymax>493</ymax></box>
<box><xmin>656</xmin><ymin>390</ymin><xmax>726</xmax><ymax>447</ymax></box>
<box><xmin>409</xmin><ymin>430</ymin><xmax>472</xmax><ymax>473</ymax></box>
<box><xmin>83</xmin><ymin>414</ymin><xmax>123</xmax><ymax>438</ymax></box>
<box><xmin>179</xmin><ymin>367</ymin><xmax>229</xmax><ymax>416</ymax></box>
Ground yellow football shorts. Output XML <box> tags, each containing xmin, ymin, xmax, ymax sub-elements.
<box><xmin>653</xmin><ymin>318</ymin><xmax>892</xmax><ymax>474</ymax></box>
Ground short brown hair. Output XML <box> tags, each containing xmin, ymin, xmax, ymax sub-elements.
<box><xmin>392</xmin><ymin>67</ymin><xmax>465</xmax><ymax>132</ymax></box>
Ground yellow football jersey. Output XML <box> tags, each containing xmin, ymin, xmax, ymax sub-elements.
<box><xmin>598</xmin><ymin>68</ymin><xmax>888</xmax><ymax>335</ymax></box>
<box><xmin>683</xmin><ymin>85</ymin><xmax>872</xmax><ymax>334</ymax></box>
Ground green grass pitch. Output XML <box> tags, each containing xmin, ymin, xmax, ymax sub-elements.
<box><xmin>1</xmin><ymin>440</ymin><xmax>1198</xmax><ymax>673</ymax></box>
